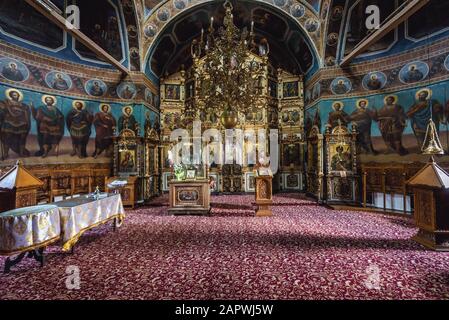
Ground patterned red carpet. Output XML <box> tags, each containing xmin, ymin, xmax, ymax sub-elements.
<box><xmin>1</xmin><ymin>194</ymin><xmax>449</xmax><ymax>300</ymax></box>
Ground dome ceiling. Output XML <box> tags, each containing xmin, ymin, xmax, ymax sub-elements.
<box><xmin>148</xmin><ymin>0</ymin><xmax>317</xmax><ymax>77</ymax></box>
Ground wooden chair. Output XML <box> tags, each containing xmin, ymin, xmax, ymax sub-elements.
<box><xmin>71</xmin><ymin>170</ymin><xmax>92</xmax><ymax>196</ymax></box>
<box><xmin>32</xmin><ymin>169</ymin><xmax>51</xmax><ymax>204</ymax></box>
<box><xmin>50</xmin><ymin>170</ymin><xmax>72</xmax><ymax>202</ymax></box>
<box><xmin>91</xmin><ymin>169</ymin><xmax>110</xmax><ymax>192</ymax></box>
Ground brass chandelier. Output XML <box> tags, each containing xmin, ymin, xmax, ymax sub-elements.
<box><xmin>191</xmin><ymin>0</ymin><xmax>269</xmax><ymax>129</ymax></box>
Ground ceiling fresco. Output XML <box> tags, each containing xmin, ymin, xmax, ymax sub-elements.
<box><xmin>142</xmin><ymin>0</ymin><xmax>322</xmax><ymax>79</ymax></box>
<box><xmin>144</xmin><ymin>0</ymin><xmax>322</xmax><ymax>15</ymax></box>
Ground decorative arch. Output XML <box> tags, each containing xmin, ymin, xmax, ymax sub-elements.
<box><xmin>141</xmin><ymin>0</ymin><xmax>323</xmax><ymax>78</ymax></box>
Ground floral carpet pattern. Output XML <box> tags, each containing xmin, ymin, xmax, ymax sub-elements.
<box><xmin>1</xmin><ymin>194</ymin><xmax>449</xmax><ymax>300</ymax></box>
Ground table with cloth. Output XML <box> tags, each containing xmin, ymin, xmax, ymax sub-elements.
<box><xmin>54</xmin><ymin>193</ymin><xmax>125</xmax><ymax>252</ymax></box>
<box><xmin>0</xmin><ymin>204</ymin><xmax>61</xmax><ymax>273</ymax></box>
<box><xmin>0</xmin><ymin>194</ymin><xmax>125</xmax><ymax>273</ymax></box>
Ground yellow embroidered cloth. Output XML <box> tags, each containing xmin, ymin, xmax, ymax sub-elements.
<box><xmin>0</xmin><ymin>205</ymin><xmax>61</xmax><ymax>255</ymax></box>
<box><xmin>54</xmin><ymin>194</ymin><xmax>125</xmax><ymax>251</ymax></box>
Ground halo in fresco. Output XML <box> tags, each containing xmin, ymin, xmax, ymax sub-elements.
<box><xmin>0</xmin><ymin>57</ymin><xmax>29</xmax><ymax>82</ymax></box>
<box><xmin>362</xmin><ymin>71</ymin><xmax>387</xmax><ymax>91</ymax></box>
<box><xmin>144</xmin><ymin>24</ymin><xmax>157</xmax><ymax>38</ymax></box>
<box><xmin>399</xmin><ymin>61</ymin><xmax>429</xmax><ymax>84</ymax></box>
<box><xmin>326</xmin><ymin>33</ymin><xmax>338</xmax><ymax>47</ymax></box>
<box><xmin>273</xmin><ymin>0</ymin><xmax>287</xmax><ymax>8</ymax></box>
<box><xmin>99</xmin><ymin>103</ymin><xmax>111</xmax><ymax>113</ymax></box>
<box><xmin>41</xmin><ymin>94</ymin><xmax>57</xmax><ymax>105</ymax></box>
<box><xmin>444</xmin><ymin>54</ymin><xmax>449</xmax><ymax>71</ymax></box>
<box><xmin>290</xmin><ymin>4</ymin><xmax>305</xmax><ymax>17</ymax></box>
<box><xmin>85</xmin><ymin>79</ymin><xmax>108</xmax><ymax>97</ymax></box>
<box><xmin>117</xmin><ymin>82</ymin><xmax>137</xmax><ymax>100</ymax></box>
<box><xmin>330</xmin><ymin>77</ymin><xmax>352</xmax><ymax>95</ymax></box>
<box><xmin>72</xmin><ymin>100</ymin><xmax>86</xmax><ymax>110</ymax></box>
<box><xmin>331</xmin><ymin>6</ymin><xmax>344</xmax><ymax>21</ymax></box>
<box><xmin>173</xmin><ymin>0</ymin><xmax>187</xmax><ymax>10</ymax></box>
<box><xmin>45</xmin><ymin>71</ymin><xmax>72</xmax><ymax>91</ymax></box>
<box><xmin>304</xmin><ymin>18</ymin><xmax>320</xmax><ymax>33</ymax></box>
<box><xmin>383</xmin><ymin>94</ymin><xmax>398</xmax><ymax>105</ymax></box>
<box><xmin>5</xmin><ymin>88</ymin><xmax>24</xmax><ymax>102</ymax></box>
<box><xmin>157</xmin><ymin>8</ymin><xmax>170</xmax><ymax>22</ymax></box>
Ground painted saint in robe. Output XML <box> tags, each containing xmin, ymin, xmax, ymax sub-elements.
<box><xmin>66</xmin><ymin>100</ymin><xmax>93</xmax><ymax>158</ymax></box>
<box><xmin>90</xmin><ymin>81</ymin><xmax>104</xmax><ymax>97</ymax></box>
<box><xmin>32</xmin><ymin>95</ymin><xmax>65</xmax><ymax>158</ymax></box>
<box><xmin>331</xmin><ymin>145</ymin><xmax>352</xmax><ymax>171</ymax></box>
<box><xmin>366</xmin><ymin>74</ymin><xmax>382</xmax><ymax>90</ymax></box>
<box><xmin>118</xmin><ymin>105</ymin><xmax>138</xmax><ymax>134</ymax></box>
<box><xmin>406</xmin><ymin>88</ymin><xmax>443</xmax><ymax>148</ymax></box>
<box><xmin>328</xmin><ymin>101</ymin><xmax>349</xmax><ymax>129</ymax></box>
<box><xmin>52</xmin><ymin>73</ymin><xmax>69</xmax><ymax>91</ymax></box>
<box><xmin>2</xmin><ymin>62</ymin><xmax>24</xmax><ymax>82</ymax></box>
<box><xmin>374</xmin><ymin>95</ymin><xmax>408</xmax><ymax>155</ymax></box>
<box><xmin>349</xmin><ymin>99</ymin><xmax>377</xmax><ymax>155</ymax></box>
<box><xmin>0</xmin><ymin>88</ymin><xmax>31</xmax><ymax>159</ymax></box>
<box><xmin>92</xmin><ymin>104</ymin><xmax>116</xmax><ymax>158</ymax></box>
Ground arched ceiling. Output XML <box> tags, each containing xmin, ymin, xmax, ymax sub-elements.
<box><xmin>141</xmin><ymin>0</ymin><xmax>323</xmax><ymax>79</ymax></box>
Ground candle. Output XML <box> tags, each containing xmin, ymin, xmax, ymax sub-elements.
<box><xmin>251</xmin><ymin>20</ymin><xmax>254</xmax><ymax>33</ymax></box>
<box><xmin>201</xmin><ymin>28</ymin><xmax>204</xmax><ymax>42</ymax></box>
<box><xmin>210</xmin><ymin>17</ymin><xmax>214</xmax><ymax>28</ymax></box>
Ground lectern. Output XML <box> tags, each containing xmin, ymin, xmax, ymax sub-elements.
<box><xmin>255</xmin><ymin>167</ymin><xmax>273</xmax><ymax>217</ymax></box>
<box><xmin>407</xmin><ymin>158</ymin><xmax>449</xmax><ymax>251</ymax></box>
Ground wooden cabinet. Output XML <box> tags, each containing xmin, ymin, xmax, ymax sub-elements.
<box><xmin>168</xmin><ymin>179</ymin><xmax>210</xmax><ymax>215</ymax></box>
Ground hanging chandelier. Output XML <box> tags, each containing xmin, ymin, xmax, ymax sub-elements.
<box><xmin>191</xmin><ymin>0</ymin><xmax>269</xmax><ymax>129</ymax></box>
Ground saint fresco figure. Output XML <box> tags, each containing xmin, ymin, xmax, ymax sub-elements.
<box><xmin>118</xmin><ymin>105</ymin><xmax>138</xmax><ymax>134</ymax></box>
<box><xmin>52</xmin><ymin>73</ymin><xmax>70</xmax><ymax>91</ymax></box>
<box><xmin>89</xmin><ymin>81</ymin><xmax>105</xmax><ymax>97</ymax></box>
<box><xmin>92</xmin><ymin>104</ymin><xmax>116</xmax><ymax>158</ymax></box>
<box><xmin>2</xmin><ymin>62</ymin><xmax>25</xmax><ymax>82</ymax></box>
<box><xmin>328</xmin><ymin>101</ymin><xmax>349</xmax><ymax>129</ymax></box>
<box><xmin>349</xmin><ymin>99</ymin><xmax>378</xmax><ymax>155</ymax></box>
<box><xmin>331</xmin><ymin>145</ymin><xmax>352</xmax><ymax>172</ymax></box>
<box><xmin>374</xmin><ymin>95</ymin><xmax>408</xmax><ymax>156</ymax></box>
<box><xmin>406</xmin><ymin>64</ymin><xmax>424</xmax><ymax>83</ymax></box>
<box><xmin>32</xmin><ymin>95</ymin><xmax>65</xmax><ymax>158</ymax></box>
<box><xmin>0</xmin><ymin>88</ymin><xmax>31</xmax><ymax>159</ymax></box>
<box><xmin>332</xmin><ymin>79</ymin><xmax>350</xmax><ymax>95</ymax></box>
<box><xmin>366</xmin><ymin>74</ymin><xmax>382</xmax><ymax>90</ymax></box>
<box><xmin>406</xmin><ymin>88</ymin><xmax>443</xmax><ymax>148</ymax></box>
<box><xmin>66</xmin><ymin>100</ymin><xmax>93</xmax><ymax>158</ymax></box>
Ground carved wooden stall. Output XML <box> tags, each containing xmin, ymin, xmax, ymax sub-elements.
<box><xmin>0</xmin><ymin>162</ymin><xmax>112</xmax><ymax>205</ymax></box>
<box><xmin>361</xmin><ymin>162</ymin><xmax>425</xmax><ymax>213</ymax></box>
<box><xmin>324</xmin><ymin>125</ymin><xmax>358</xmax><ymax>205</ymax></box>
<box><xmin>306</xmin><ymin>125</ymin><xmax>324</xmax><ymax>202</ymax></box>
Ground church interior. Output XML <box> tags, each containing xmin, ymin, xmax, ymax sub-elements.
<box><xmin>1</xmin><ymin>0</ymin><xmax>449</xmax><ymax>301</ymax></box>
